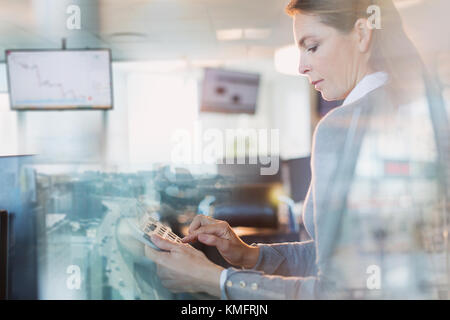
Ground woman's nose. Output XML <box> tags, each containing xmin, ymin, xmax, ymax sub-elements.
<box><xmin>298</xmin><ymin>53</ymin><xmax>310</xmax><ymax>75</ymax></box>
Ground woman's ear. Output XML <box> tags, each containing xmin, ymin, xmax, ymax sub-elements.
<box><xmin>354</xmin><ymin>18</ymin><xmax>373</xmax><ymax>53</ymax></box>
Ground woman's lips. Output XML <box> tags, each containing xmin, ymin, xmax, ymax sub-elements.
<box><xmin>313</xmin><ymin>79</ymin><xmax>323</xmax><ymax>88</ymax></box>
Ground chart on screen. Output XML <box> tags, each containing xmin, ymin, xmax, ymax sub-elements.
<box><xmin>6</xmin><ymin>50</ymin><xmax>113</xmax><ymax>110</ymax></box>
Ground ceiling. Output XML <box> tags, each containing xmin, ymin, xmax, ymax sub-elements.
<box><xmin>0</xmin><ymin>0</ymin><xmax>293</xmax><ymax>62</ymax></box>
<box><xmin>0</xmin><ymin>0</ymin><xmax>447</xmax><ymax>65</ymax></box>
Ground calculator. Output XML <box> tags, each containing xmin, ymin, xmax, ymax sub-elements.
<box><xmin>127</xmin><ymin>211</ymin><xmax>182</xmax><ymax>251</ymax></box>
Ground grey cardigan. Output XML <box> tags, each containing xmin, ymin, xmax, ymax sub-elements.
<box><xmin>220</xmin><ymin>84</ymin><xmax>408</xmax><ymax>299</ymax></box>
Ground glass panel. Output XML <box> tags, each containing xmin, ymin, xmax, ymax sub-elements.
<box><xmin>4</xmin><ymin>159</ymin><xmax>240</xmax><ymax>300</ymax></box>
<box><xmin>316</xmin><ymin>87</ymin><xmax>449</xmax><ymax>299</ymax></box>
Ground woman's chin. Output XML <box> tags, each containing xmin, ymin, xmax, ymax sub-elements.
<box><xmin>320</xmin><ymin>91</ymin><xmax>340</xmax><ymax>102</ymax></box>
<box><xmin>320</xmin><ymin>91</ymin><xmax>332</xmax><ymax>101</ymax></box>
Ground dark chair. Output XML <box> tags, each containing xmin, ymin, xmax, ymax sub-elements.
<box><xmin>0</xmin><ymin>210</ymin><xmax>9</xmax><ymax>300</ymax></box>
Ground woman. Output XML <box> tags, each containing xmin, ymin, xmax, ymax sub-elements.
<box><xmin>144</xmin><ymin>0</ymin><xmax>445</xmax><ymax>299</ymax></box>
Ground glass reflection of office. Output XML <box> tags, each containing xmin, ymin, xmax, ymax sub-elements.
<box><xmin>33</xmin><ymin>163</ymin><xmax>233</xmax><ymax>300</ymax></box>
<box><xmin>322</xmin><ymin>94</ymin><xmax>448</xmax><ymax>299</ymax></box>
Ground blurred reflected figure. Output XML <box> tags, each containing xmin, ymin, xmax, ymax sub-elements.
<box><xmin>145</xmin><ymin>0</ymin><xmax>450</xmax><ymax>299</ymax></box>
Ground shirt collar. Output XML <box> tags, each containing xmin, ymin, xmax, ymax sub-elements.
<box><xmin>342</xmin><ymin>71</ymin><xmax>389</xmax><ymax>106</ymax></box>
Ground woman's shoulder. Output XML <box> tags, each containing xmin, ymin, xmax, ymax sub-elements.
<box><xmin>315</xmin><ymin>85</ymin><xmax>390</xmax><ymax>133</ymax></box>
<box><xmin>311</xmin><ymin>84</ymin><xmax>392</xmax><ymax>155</ymax></box>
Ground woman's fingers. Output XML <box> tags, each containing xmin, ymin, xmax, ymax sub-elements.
<box><xmin>144</xmin><ymin>243</ymin><xmax>168</xmax><ymax>263</ymax></box>
<box><xmin>182</xmin><ymin>223</ymin><xmax>228</xmax><ymax>243</ymax></box>
<box><xmin>188</xmin><ymin>214</ymin><xmax>215</xmax><ymax>234</ymax></box>
<box><xmin>188</xmin><ymin>215</ymin><xmax>207</xmax><ymax>233</ymax></box>
<box><xmin>197</xmin><ymin>234</ymin><xmax>230</xmax><ymax>252</ymax></box>
<box><xmin>151</xmin><ymin>234</ymin><xmax>179</xmax><ymax>251</ymax></box>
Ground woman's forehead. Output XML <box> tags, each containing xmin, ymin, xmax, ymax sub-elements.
<box><xmin>293</xmin><ymin>13</ymin><xmax>322</xmax><ymax>30</ymax></box>
<box><xmin>293</xmin><ymin>13</ymin><xmax>331</xmax><ymax>41</ymax></box>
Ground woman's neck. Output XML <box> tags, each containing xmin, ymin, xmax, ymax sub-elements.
<box><xmin>342</xmin><ymin>69</ymin><xmax>389</xmax><ymax>106</ymax></box>
<box><xmin>343</xmin><ymin>66</ymin><xmax>377</xmax><ymax>100</ymax></box>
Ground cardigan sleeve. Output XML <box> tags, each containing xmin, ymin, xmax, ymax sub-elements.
<box><xmin>251</xmin><ymin>240</ymin><xmax>317</xmax><ymax>277</ymax></box>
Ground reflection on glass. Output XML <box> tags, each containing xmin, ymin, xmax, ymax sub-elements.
<box><xmin>30</xmin><ymin>163</ymin><xmax>233</xmax><ymax>300</ymax></box>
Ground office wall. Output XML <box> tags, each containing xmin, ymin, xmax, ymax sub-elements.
<box><xmin>126</xmin><ymin>72</ymin><xmax>199</xmax><ymax>166</ymax></box>
<box><xmin>0</xmin><ymin>93</ymin><xmax>18</xmax><ymax>156</ymax></box>
<box><xmin>270</xmin><ymin>74</ymin><xmax>311</xmax><ymax>160</ymax></box>
<box><xmin>0</xmin><ymin>61</ymin><xmax>312</xmax><ymax>169</ymax></box>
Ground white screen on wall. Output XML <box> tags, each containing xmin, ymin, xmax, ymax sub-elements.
<box><xmin>6</xmin><ymin>50</ymin><xmax>113</xmax><ymax>110</ymax></box>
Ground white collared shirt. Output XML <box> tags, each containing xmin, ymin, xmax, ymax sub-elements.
<box><xmin>342</xmin><ymin>71</ymin><xmax>389</xmax><ymax>106</ymax></box>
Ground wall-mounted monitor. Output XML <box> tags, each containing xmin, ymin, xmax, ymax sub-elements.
<box><xmin>200</xmin><ymin>68</ymin><xmax>260</xmax><ymax>114</ymax></box>
<box><xmin>6</xmin><ymin>49</ymin><xmax>113</xmax><ymax>111</ymax></box>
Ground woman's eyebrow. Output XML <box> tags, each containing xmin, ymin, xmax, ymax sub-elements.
<box><xmin>298</xmin><ymin>35</ymin><xmax>316</xmax><ymax>48</ymax></box>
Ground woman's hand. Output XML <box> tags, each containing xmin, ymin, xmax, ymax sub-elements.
<box><xmin>181</xmin><ymin>215</ymin><xmax>260</xmax><ymax>269</ymax></box>
<box><xmin>144</xmin><ymin>234</ymin><xmax>223</xmax><ymax>297</ymax></box>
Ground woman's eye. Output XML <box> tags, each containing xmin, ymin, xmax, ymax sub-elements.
<box><xmin>307</xmin><ymin>45</ymin><xmax>318</xmax><ymax>53</ymax></box>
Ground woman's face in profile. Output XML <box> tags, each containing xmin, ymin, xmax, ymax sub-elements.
<box><xmin>293</xmin><ymin>13</ymin><xmax>368</xmax><ymax>101</ymax></box>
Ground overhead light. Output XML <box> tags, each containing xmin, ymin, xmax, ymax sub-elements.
<box><xmin>274</xmin><ymin>44</ymin><xmax>299</xmax><ymax>76</ymax></box>
<box><xmin>393</xmin><ymin>0</ymin><xmax>424</xmax><ymax>9</ymax></box>
<box><xmin>216</xmin><ymin>28</ymin><xmax>272</xmax><ymax>41</ymax></box>
<box><xmin>107</xmin><ymin>32</ymin><xmax>149</xmax><ymax>43</ymax></box>
<box><xmin>244</xmin><ymin>28</ymin><xmax>272</xmax><ymax>40</ymax></box>
<box><xmin>216</xmin><ymin>29</ymin><xmax>243</xmax><ymax>41</ymax></box>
